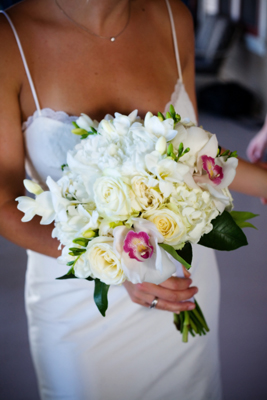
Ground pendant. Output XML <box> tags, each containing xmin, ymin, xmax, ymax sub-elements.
<box><xmin>110</xmin><ymin>37</ymin><xmax>116</xmax><ymax>42</ymax></box>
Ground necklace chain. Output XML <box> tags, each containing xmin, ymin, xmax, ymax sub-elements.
<box><xmin>54</xmin><ymin>0</ymin><xmax>131</xmax><ymax>42</ymax></box>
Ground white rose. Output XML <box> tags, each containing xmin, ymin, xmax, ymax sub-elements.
<box><xmin>143</xmin><ymin>208</ymin><xmax>187</xmax><ymax>248</ymax></box>
<box><xmin>94</xmin><ymin>176</ymin><xmax>139</xmax><ymax>221</ymax></box>
<box><xmin>86</xmin><ymin>237</ymin><xmax>126</xmax><ymax>285</ymax></box>
<box><xmin>131</xmin><ymin>175</ymin><xmax>164</xmax><ymax>211</ymax></box>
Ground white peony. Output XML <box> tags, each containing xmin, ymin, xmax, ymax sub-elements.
<box><xmin>170</xmin><ymin>184</ymin><xmax>219</xmax><ymax>243</ymax></box>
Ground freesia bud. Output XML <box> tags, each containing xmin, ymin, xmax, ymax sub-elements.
<box><xmin>23</xmin><ymin>179</ymin><xmax>43</xmax><ymax>195</ymax></box>
<box><xmin>83</xmin><ymin>229</ymin><xmax>96</xmax><ymax>239</ymax></box>
<box><xmin>155</xmin><ymin>136</ymin><xmax>167</xmax><ymax>154</ymax></box>
<box><xmin>71</xmin><ymin>128</ymin><xmax>88</xmax><ymax>136</ymax></box>
<box><xmin>76</xmin><ymin>113</ymin><xmax>94</xmax><ymax>131</ymax></box>
<box><xmin>167</xmin><ymin>143</ymin><xmax>173</xmax><ymax>156</ymax></box>
<box><xmin>144</xmin><ymin>111</ymin><xmax>153</xmax><ymax>126</ymax></box>
<box><xmin>102</xmin><ymin>120</ymin><xmax>114</xmax><ymax>133</ymax></box>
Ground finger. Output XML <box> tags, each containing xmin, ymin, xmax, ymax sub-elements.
<box><xmin>158</xmin><ymin>276</ymin><xmax>193</xmax><ymax>291</ymax></box>
<box><xmin>154</xmin><ymin>285</ymin><xmax>198</xmax><ymax>303</ymax></box>
<box><xmin>145</xmin><ymin>297</ymin><xmax>196</xmax><ymax>313</ymax></box>
<box><xmin>182</xmin><ymin>265</ymin><xmax>191</xmax><ymax>278</ymax></box>
<box><xmin>138</xmin><ymin>281</ymin><xmax>198</xmax><ymax>303</ymax></box>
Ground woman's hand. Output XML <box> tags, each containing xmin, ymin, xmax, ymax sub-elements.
<box><xmin>123</xmin><ymin>274</ymin><xmax>198</xmax><ymax>313</ymax></box>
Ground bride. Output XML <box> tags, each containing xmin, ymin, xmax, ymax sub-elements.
<box><xmin>0</xmin><ymin>1</ymin><xmax>267</xmax><ymax>399</ymax></box>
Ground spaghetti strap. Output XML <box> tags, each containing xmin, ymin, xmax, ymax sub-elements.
<box><xmin>165</xmin><ymin>0</ymin><xmax>183</xmax><ymax>83</ymax></box>
<box><xmin>0</xmin><ymin>10</ymin><xmax>42</xmax><ymax>115</ymax></box>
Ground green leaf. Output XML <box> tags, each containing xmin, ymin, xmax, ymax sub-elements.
<box><xmin>198</xmin><ymin>211</ymin><xmax>248</xmax><ymax>251</ymax></box>
<box><xmin>56</xmin><ymin>267</ymin><xmax>77</xmax><ymax>280</ymax></box>
<box><xmin>90</xmin><ymin>126</ymin><xmax>97</xmax><ymax>134</ymax></box>
<box><xmin>236</xmin><ymin>221</ymin><xmax>257</xmax><ymax>229</ymax></box>
<box><xmin>159</xmin><ymin>243</ymin><xmax>192</xmax><ymax>270</ymax></box>
<box><xmin>230</xmin><ymin>211</ymin><xmax>258</xmax><ymax>221</ymax></box>
<box><xmin>81</xmin><ymin>133</ymin><xmax>90</xmax><ymax>140</ymax></box>
<box><xmin>230</xmin><ymin>211</ymin><xmax>258</xmax><ymax>230</ymax></box>
<box><xmin>94</xmin><ymin>279</ymin><xmax>110</xmax><ymax>316</ymax></box>
<box><xmin>176</xmin><ymin>242</ymin><xmax>193</xmax><ymax>265</ymax></box>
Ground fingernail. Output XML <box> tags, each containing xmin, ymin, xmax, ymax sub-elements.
<box><xmin>188</xmin><ymin>304</ymin><xmax>195</xmax><ymax>310</ymax></box>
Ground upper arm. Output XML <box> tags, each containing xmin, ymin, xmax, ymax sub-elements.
<box><xmin>170</xmin><ymin>1</ymin><xmax>198</xmax><ymax>120</ymax></box>
<box><xmin>0</xmin><ymin>15</ymin><xmax>26</xmax><ymax>206</ymax></box>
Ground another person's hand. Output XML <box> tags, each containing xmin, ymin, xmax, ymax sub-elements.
<box><xmin>123</xmin><ymin>274</ymin><xmax>198</xmax><ymax>313</ymax></box>
<box><xmin>247</xmin><ymin>115</ymin><xmax>267</xmax><ymax>162</ymax></box>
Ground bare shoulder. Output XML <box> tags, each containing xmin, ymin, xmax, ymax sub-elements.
<box><xmin>0</xmin><ymin>0</ymin><xmax>47</xmax><ymax>89</ymax></box>
<box><xmin>168</xmin><ymin>0</ymin><xmax>195</xmax><ymax>48</ymax></box>
<box><xmin>148</xmin><ymin>0</ymin><xmax>195</xmax><ymax>54</ymax></box>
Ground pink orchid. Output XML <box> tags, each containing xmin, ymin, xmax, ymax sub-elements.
<box><xmin>123</xmin><ymin>231</ymin><xmax>154</xmax><ymax>262</ymax></box>
<box><xmin>113</xmin><ymin>219</ymin><xmax>176</xmax><ymax>284</ymax></box>
<box><xmin>201</xmin><ymin>155</ymin><xmax>223</xmax><ymax>185</ymax></box>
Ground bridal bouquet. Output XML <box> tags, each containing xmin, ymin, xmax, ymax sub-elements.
<box><xmin>16</xmin><ymin>105</ymin><xmax>256</xmax><ymax>342</ymax></box>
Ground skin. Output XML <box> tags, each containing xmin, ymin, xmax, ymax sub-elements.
<box><xmin>0</xmin><ymin>0</ymin><xmax>266</xmax><ymax>312</ymax></box>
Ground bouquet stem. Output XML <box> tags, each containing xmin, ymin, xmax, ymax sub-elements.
<box><xmin>173</xmin><ymin>299</ymin><xmax>209</xmax><ymax>343</ymax></box>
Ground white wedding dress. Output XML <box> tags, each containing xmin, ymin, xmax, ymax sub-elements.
<box><xmin>1</xmin><ymin>3</ymin><xmax>222</xmax><ymax>400</ymax></box>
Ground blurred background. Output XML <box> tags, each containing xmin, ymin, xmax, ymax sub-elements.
<box><xmin>0</xmin><ymin>0</ymin><xmax>267</xmax><ymax>399</ymax></box>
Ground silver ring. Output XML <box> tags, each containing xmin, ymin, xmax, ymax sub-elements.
<box><xmin>149</xmin><ymin>297</ymin><xmax>158</xmax><ymax>309</ymax></box>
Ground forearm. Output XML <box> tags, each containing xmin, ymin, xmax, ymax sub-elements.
<box><xmin>0</xmin><ymin>199</ymin><xmax>60</xmax><ymax>258</ymax></box>
<box><xmin>229</xmin><ymin>157</ymin><xmax>267</xmax><ymax>198</ymax></box>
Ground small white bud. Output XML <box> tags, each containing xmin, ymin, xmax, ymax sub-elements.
<box><xmin>76</xmin><ymin>113</ymin><xmax>94</xmax><ymax>131</ymax></box>
<box><xmin>23</xmin><ymin>179</ymin><xmax>43</xmax><ymax>195</ymax></box>
<box><xmin>155</xmin><ymin>136</ymin><xmax>167</xmax><ymax>155</ymax></box>
<box><xmin>144</xmin><ymin>111</ymin><xmax>153</xmax><ymax>126</ymax></box>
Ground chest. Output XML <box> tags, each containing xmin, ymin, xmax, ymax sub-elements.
<box><xmin>19</xmin><ymin>13</ymin><xmax>182</xmax><ymax>121</ymax></box>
